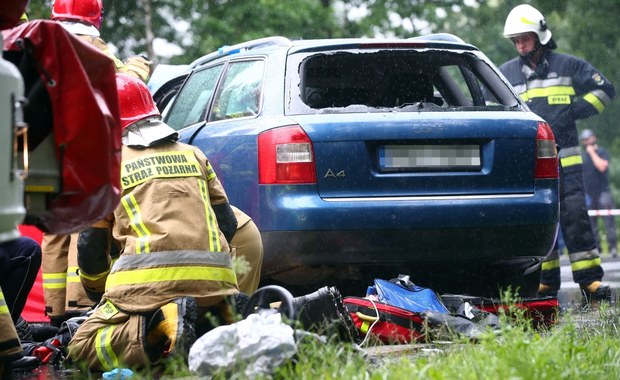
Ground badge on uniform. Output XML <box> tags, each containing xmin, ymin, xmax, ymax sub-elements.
<box><xmin>100</xmin><ymin>300</ymin><xmax>120</xmax><ymax>319</ymax></box>
<box><xmin>592</xmin><ymin>73</ymin><xmax>604</xmax><ymax>86</ymax></box>
<box><xmin>548</xmin><ymin>95</ymin><xmax>570</xmax><ymax>105</ymax></box>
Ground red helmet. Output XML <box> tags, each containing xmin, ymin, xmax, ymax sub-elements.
<box><xmin>116</xmin><ymin>73</ymin><xmax>161</xmax><ymax>130</ymax></box>
<box><xmin>51</xmin><ymin>0</ymin><xmax>103</xmax><ymax>29</ymax></box>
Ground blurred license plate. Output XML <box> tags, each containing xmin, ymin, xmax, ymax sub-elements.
<box><xmin>379</xmin><ymin>145</ymin><xmax>481</xmax><ymax>171</ymax></box>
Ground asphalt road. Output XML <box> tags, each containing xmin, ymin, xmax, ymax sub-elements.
<box><xmin>558</xmin><ymin>254</ymin><xmax>620</xmax><ymax>305</ymax></box>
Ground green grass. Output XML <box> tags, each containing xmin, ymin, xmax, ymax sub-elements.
<box><xmin>379</xmin><ymin>309</ymin><xmax>620</xmax><ymax>380</ymax></box>
<box><xmin>279</xmin><ymin>305</ymin><xmax>620</xmax><ymax>380</ymax></box>
<box><xmin>259</xmin><ymin>306</ymin><xmax>618</xmax><ymax>380</ymax></box>
<box><xmin>75</xmin><ymin>302</ymin><xmax>620</xmax><ymax>379</ymax></box>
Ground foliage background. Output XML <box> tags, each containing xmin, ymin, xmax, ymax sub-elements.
<box><xmin>25</xmin><ymin>0</ymin><xmax>620</xmax><ymax>195</ymax></box>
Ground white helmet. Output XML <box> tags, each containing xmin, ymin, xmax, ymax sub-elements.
<box><xmin>503</xmin><ymin>4</ymin><xmax>552</xmax><ymax>45</ymax></box>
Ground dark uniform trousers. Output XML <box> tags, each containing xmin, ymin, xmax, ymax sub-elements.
<box><xmin>1</xmin><ymin>237</ymin><xmax>42</xmax><ymax>323</ymax></box>
<box><xmin>541</xmin><ymin>149</ymin><xmax>604</xmax><ymax>288</ymax></box>
<box><xmin>0</xmin><ymin>238</ymin><xmax>41</xmax><ymax>373</ymax></box>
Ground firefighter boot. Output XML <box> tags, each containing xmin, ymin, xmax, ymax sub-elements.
<box><xmin>145</xmin><ymin>297</ymin><xmax>198</xmax><ymax>362</ymax></box>
<box><xmin>14</xmin><ymin>317</ymin><xmax>33</xmax><ymax>342</ymax></box>
<box><xmin>580</xmin><ymin>281</ymin><xmax>612</xmax><ymax>308</ymax></box>
<box><xmin>7</xmin><ymin>354</ymin><xmax>41</xmax><ymax>373</ymax></box>
<box><xmin>537</xmin><ymin>283</ymin><xmax>558</xmax><ymax>298</ymax></box>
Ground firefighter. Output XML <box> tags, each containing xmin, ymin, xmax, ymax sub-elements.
<box><xmin>77</xmin><ymin>206</ymin><xmax>262</xmax><ymax>303</ymax></box>
<box><xmin>41</xmin><ymin>233</ymin><xmax>94</xmax><ymax>327</ymax></box>
<box><xmin>67</xmin><ymin>74</ymin><xmax>239</xmax><ymax>371</ymax></box>
<box><xmin>499</xmin><ymin>4</ymin><xmax>616</xmax><ymax>303</ymax></box>
<box><xmin>0</xmin><ymin>237</ymin><xmax>42</xmax><ymax>325</ymax></box>
<box><xmin>230</xmin><ymin>206</ymin><xmax>263</xmax><ymax>294</ymax></box>
<box><xmin>0</xmin><ymin>238</ymin><xmax>42</xmax><ymax>377</ymax></box>
<box><xmin>42</xmin><ymin>0</ymin><xmax>154</xmax><ymax>326</ymax></box>
<box><xmin>50</xmin><ymin>0</ymin><xmax>152</xmax><ymax>81</ymax></box>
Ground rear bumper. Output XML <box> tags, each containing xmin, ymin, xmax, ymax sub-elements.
<box><xmin>261</xmin><ymin>223</ymin><xmax>556</xmax><ymax>277</ymax></box>
<box><xmin>257</xmin><ymin>185</ymin><xmax>557</xmax><ymax>297</ymax></box>
<box><xmin>258</xmin><ymin>187</ymin><xmax>558</xmax><ymax>274</ymax></box>
<box><xmin>262</xmin><ymin>227</ymin><xmax>546</xmax><ymax>297</ymax></box>
<box><xmin>257</xmin><ymin>186</ymin><xmax>558</xmax><ymax>231</ymax></box>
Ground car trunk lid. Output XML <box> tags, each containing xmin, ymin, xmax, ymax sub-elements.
<box><xmin>288</xmin><ymin>112</ymin><xmax>541</xmax><ymax>198</ymax></box>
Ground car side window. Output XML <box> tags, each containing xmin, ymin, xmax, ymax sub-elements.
<box><xmin>209</xmin><ymin>60</ymin><xmax>265</xmax><ymax>121</ymax></box>
<box><xmin>165</xmin><ymin>64</ymin><xmax>224</xmax><ymax>130</ymax></box>
<box><xmin>161</xmin><ymin>94</ymin><xmax>177</xmax><ymax>119</ymax></box>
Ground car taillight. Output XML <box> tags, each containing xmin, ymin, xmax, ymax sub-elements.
<box><xmin>534</xmin><ymin>121</ymin><xmax>558</xmax><ymax>179</ymax></box>
<box><xmin>258</xmin><ymin>125</ymin><xmax>317</xmax><ymax>184</ymax></box>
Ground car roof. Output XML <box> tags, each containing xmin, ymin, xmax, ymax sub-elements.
<box><xmin>189</xmin><ymin>34</ymin><xmax>479</xmax><ymax>69</ymax></box>
<box><xmin>148</xmin><ymin>33</ymin><xmax>484</xmax><ymax>99</ymax></box>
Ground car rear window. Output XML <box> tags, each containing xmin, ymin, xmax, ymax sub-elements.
<box><xmin>286</xmin><ymin>48</ymin><xmax>519</xmax><ymax>115</ymax></box>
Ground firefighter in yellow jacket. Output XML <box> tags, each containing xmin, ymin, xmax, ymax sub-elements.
<box><xmin>42</xmin><ymin>0</ymin><xmax>153</xmax><ymax>326</ymax></box>
<box><xmin>77</xmin><ymin>205</ymin><xmax>262</xmax><ymax>306</ymax></box>
<box><xmin>67</xmin><ymin>74</ymin><xmax>239</xmax><ymax>370</ymax></box>
<box><xmin>51</xmin><ymin>0</ymin><xmax>151</xmax><ymax>81</ymax></box>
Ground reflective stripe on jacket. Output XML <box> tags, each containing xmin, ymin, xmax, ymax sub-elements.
<box><xmin>103</xmin><ymin>141</ymin><xmax>237</xmax><ymax>310</ymax></box>
<box><xmin>114</xmin><ymin>143</ymin><xmax>230</xmax><ymax>255</ymax></box>
<box><xmin>104</xmin><ymin>250</ymin><xmax>238</xmax><ymax>311</ymax></box>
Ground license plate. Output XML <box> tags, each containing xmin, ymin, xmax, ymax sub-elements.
<box><xmin>379</xmin><ymin>144</ymin><xmax>481</xmax><ymax>171</ymax></box>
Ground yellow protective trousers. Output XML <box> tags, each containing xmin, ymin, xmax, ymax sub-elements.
<box><xmin>230</xmin><ymin>206</ymin><xmax>263</xmax><ymax>294</ymax></box>
<box><xmin>67</xmin><ymin>302</ymin><xmax>149</xmax><ymax>371</ymax></box>
<box><xmin>42</xmin><ymin>233</ymin><xmax>94</xmax><ymax>319</ymax></box>
<box><xmin>0</xmin><ymin>288</ymin><xmax>22</xmax><ymax>362</ymax></box>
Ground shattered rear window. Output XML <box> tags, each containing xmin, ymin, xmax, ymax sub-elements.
<box><xmin>286</xmin><ymin>48</ymin><xmax>519</xmax><ymax>115</ymax></box>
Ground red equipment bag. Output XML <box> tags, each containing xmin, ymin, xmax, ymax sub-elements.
<box><xmin>343</xmin><ymin>296</ymin><xmax>429</xmax><ymax>344</ymax></box>
<box><xmin>474</xmin><ymin>297</ymin><xmax>558</xmax><ymax>329</ymax></box>
<box><xmin>344</xmin><ymin>294</ymin><xmax>559</xmax><ymax>345</ymax></box>
<box><xmin>440</xmin><ymin>294</ymin><xmax>559</xmax><ymax>329</ymax></box>
<box><xmin>2</xmin><ymin>20</ymin><xmax>121</xmax><ymax>234</ymax></box>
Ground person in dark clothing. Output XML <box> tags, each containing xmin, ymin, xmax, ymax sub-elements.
<box><xmin>0</xmin><ymin>237</ymin><xmax>43</xmax><ymax>377</ymax></box>
<box><xmin>580</xmin><ymin>129</ymin><xmax>618</xmax><ymax>258</ymax></box>
<box><xmin>499</xmin><ymin>4</ymin><xmax>616</xmax><ymax>303</ymax></box>
<box><xmin>0</xmin><ymin>237</ymin><xmax>42</xmax><ymax>324</ymax></box>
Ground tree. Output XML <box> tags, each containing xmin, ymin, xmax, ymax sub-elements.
<box><xmin>23</xmin><ymin>0</ymin><xmax>53</xmax><ymax>21</ymax></box>
<box><xmin>177</xmin><ymin>0</ymin><xmax>345</xmax><ymax>63</ymax></box>
<box><xmin>22</xmin><ymin>0</ymin><xmax>619</xmax><ymax>166</ymax></box>
<box><xmin>99</xmin><ymin>0</ymin><xmax>181</xmax><ymax>64</ymax></box>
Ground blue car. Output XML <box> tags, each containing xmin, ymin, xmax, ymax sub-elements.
<box><xmin>149</xmin><ymin>34</ymin><xmax>559</xmax><ymax>297</ymax></box>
